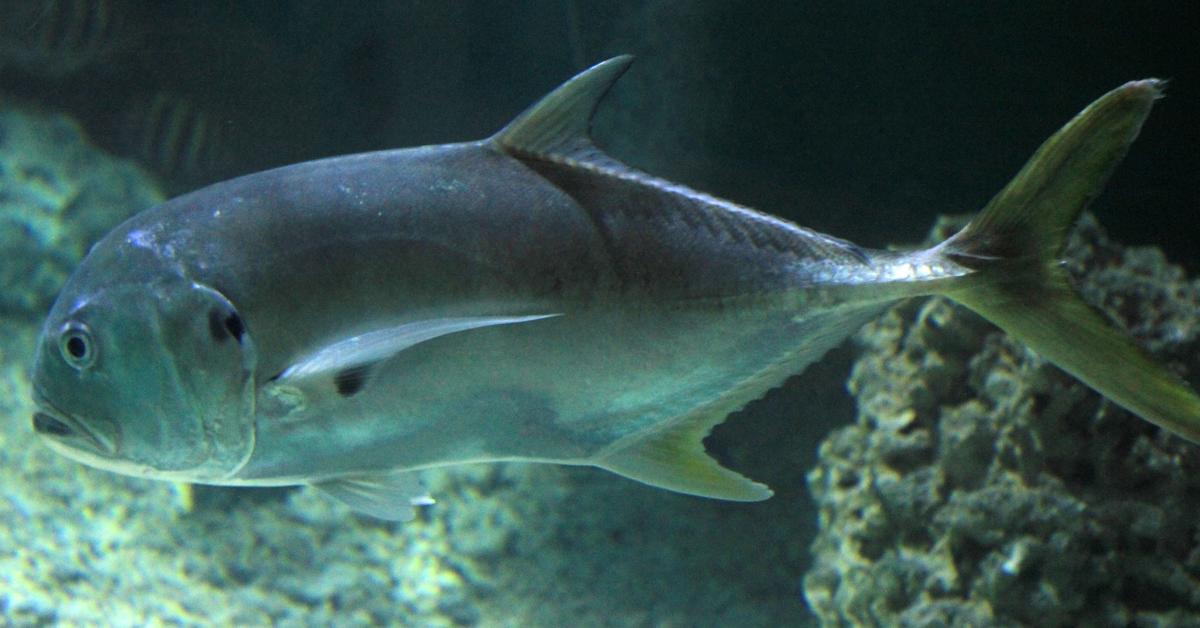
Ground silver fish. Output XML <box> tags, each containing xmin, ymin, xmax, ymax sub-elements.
<box><xmin>30</xmin><ymin>57</ymin><xmax>1200</xmax><ymax>521</ymax></box>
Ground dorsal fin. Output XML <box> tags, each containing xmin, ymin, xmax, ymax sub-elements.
<box><xmin>492</xmin><ymin>55</ymin><xmax>634</xmax><ymax>166</ymax></box>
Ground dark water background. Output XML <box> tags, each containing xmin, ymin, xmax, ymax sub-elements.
<box><xmin>3</xmin><ymin>2</ymin><xmax>1197</xmax><ymax>268</ymax></box>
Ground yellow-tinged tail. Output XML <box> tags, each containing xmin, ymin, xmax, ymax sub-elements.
<box><xmin>939</xmin><ymin>79</ymin><xmax>1200</xmax><ymax>442</ymax></box>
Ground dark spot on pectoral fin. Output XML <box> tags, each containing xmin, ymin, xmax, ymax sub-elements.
<box><xmin>334</xmin><ymin>364</ymin><xmax>372</xmax><ymax>397</ymax></box>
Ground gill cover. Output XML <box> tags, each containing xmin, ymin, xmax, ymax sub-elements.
<box><xmin>175</xmin><ymin>283</ymin><xmax>259</xmax><ymax>479</ymax></box>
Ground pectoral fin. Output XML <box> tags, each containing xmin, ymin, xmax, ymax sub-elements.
<box><xmin>311</xmin><ymin>470</ymin><xmax>436</xmax><ymax>521</ymax></box>
<box><xmin>276</xmin><ymin>314</ymin><xmax>561</xmax><ymax>384</ymax></box>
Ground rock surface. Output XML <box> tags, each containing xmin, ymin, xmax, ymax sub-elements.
<box><xmin>805</xmin><ymin>214</ymin><xmax>1200</xmax><ymax>626</ymax></box>
<box><xmin>0</xmin><ymin>107</ymin><xmax>162</xmax><ymax>319</ymax></box>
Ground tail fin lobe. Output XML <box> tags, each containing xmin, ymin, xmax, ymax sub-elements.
<box><xmin>946</xmin><ymin>79</ymin><xmax>1164</xmax><ymax>266</ymax></box>
<box><xmin>942</xmin><ymin>79</ymin><xmax>1200</xmax><ymax>442</ymax></box>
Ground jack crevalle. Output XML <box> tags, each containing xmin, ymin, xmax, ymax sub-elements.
<box><xmin>31</xmin><ymin>57</ymin><xmax>1200</xmax><ymax>520</ymax></box>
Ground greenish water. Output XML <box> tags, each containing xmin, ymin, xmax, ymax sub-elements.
<box><xmin>1</xmin><ymin>3</ymin><xmax>1197</xmax><ymax>625</ymax></box>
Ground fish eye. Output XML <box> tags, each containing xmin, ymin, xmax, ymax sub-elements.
<box><xmin>58</xmin><ymin>322</ymin><xmax>96</xmax><ymax>369</ymax></box>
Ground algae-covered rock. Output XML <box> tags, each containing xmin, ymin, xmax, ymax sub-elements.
<box><xmin>0</xmin><ymin>107</ymin><xmax>163</xmax><ymax>319</ymax></box>
<box><xmin>804</xmin><ymin>214</ymin><xmax>1200</xmax><ymax>626</ymax></box>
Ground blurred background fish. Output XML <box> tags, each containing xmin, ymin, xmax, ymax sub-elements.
<box><xmin>113</xmin><ymin>91</ymin><xmax>237</xmax><ymax>189</ymax></box>
<box><xmin>0</xmin><ymin>0</ymin><xmax>135</xmax><ymax>77</ymax></box>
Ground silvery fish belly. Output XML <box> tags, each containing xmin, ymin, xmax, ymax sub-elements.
<box><xmin>30</xmin><ymin>57</ymin><xmax>1200</xmax><ymax>521</ymax></box>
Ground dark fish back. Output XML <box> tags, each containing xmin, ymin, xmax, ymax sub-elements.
<box><xmin>520</xmin><ymin>156</ymin><xmax>869</xmax><ymax>299</ymax></box>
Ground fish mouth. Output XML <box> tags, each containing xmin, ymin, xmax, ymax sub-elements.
<box><xmin>31</xmin><ymin>390</ymin><xmax>117</xmax><ymax>456</ymax></box>
<box><xmin>33</xmin><ymin>412</ymin><xmax>74</xmax><ymax>436</ymax></box>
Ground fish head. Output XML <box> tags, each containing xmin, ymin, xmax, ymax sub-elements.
<box><xmin>31</xmin><ymin>265</ymin><xmax>258</xmax><ymax>483</ymax></box>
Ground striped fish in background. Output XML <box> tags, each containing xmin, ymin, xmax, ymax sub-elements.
<box><xmin>116</xmin><ymin>92</ymin><xmax>237</xmax><ymax>188</ymax></box>
<box><xmin>0</xmin><ymin>0</ymin><xmax>135</xmax><ymax>77</ymax></box>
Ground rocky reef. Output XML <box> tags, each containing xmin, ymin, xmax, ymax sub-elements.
<box><xmin>804</xmin><ymin>214</ymin><xmax>1200</xmax><ymax>626</ymax></box>
<box><xmin>0</xmin><ymin>106</ymin><xmax>162</xmax><ymax>320</ymax></box>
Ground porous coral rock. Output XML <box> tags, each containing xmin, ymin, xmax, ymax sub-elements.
<box><xmin>804</xmin><ymin>213</ymin><xmax>1200</xmax><ymax>626</ymax></box>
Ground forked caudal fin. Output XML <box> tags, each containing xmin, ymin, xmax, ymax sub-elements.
<box><xmin>939</xmin><ymin>79</ymin><xmax>1200</xmax><ymax>442</ymax></box>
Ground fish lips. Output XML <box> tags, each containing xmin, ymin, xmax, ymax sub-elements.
<box><xmin>31</xmin><ymin>391</ymin><xmax>118</xmax><ymax>456</ymax></box>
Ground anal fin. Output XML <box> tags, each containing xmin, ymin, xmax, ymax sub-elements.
<box><xmin>311</xmin><ymin>470</ymin><xmax>435</xmax><ymax>521</ymax></box>
<box><xmin>592</xmin><ymin>305</ymin><xmax>887</xmax><ymax>502</ymax></box>
<box><xmin>594</xmin><ymin>399</ymin><xmax>774</xmax><ymax>502</ymax></box>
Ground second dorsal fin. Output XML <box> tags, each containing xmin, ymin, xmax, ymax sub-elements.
<box><xmin>492</xmin><ymin>55</ymin><xmax>634</xmax><ymax>165</ymax></box>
